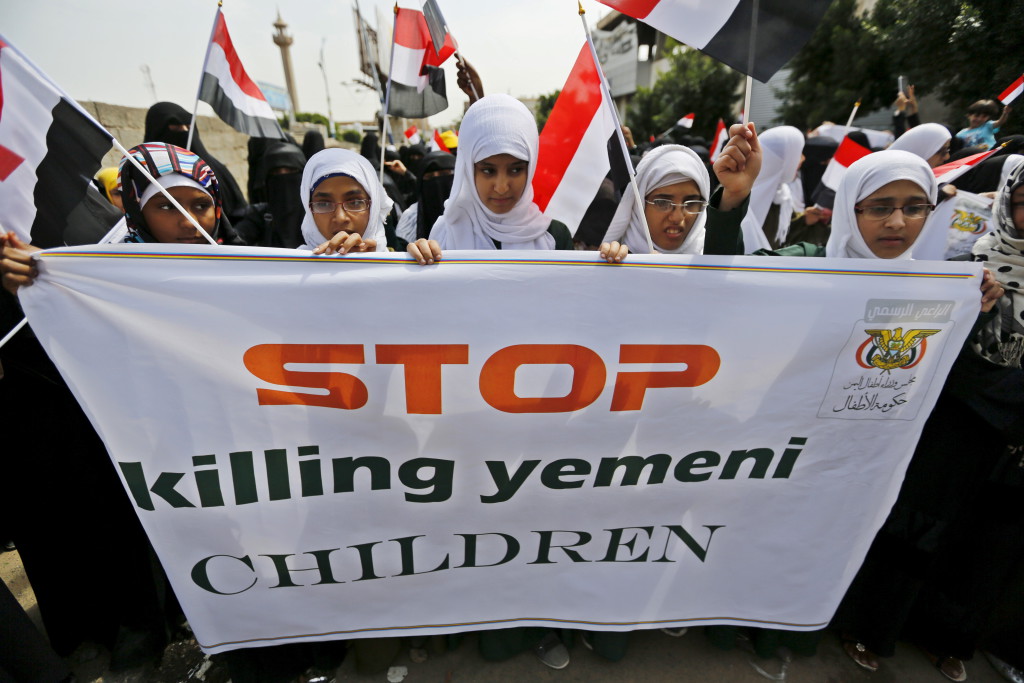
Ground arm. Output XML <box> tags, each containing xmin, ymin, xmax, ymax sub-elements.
<box><xmin>713</xmin><ymin>123</ymin><xmax>762</xmax><ymax>212</ymax></box>
<box><xmin>456</xmin><ymin>56</ymin><xmax>484</xmax><ymax>104</ymax></box>
<box><xmin>995</xmin><ymin>104</ymin><xmax>1011</xmax><ymax>129</ymax></box>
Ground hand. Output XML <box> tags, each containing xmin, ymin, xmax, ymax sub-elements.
<box><xmin>906</xmin><ymin>85</ymin><xmax>918</xmax><ymax>115</ymax></box>
<box><xmin>598</xmin><ymin>241</ymin><xmax>628</xmax><ymax>263</ymax></box>
<box><xmin>621</xmin><ymin>126</ymin><xmax>636</xmax><ymax>149</ymax></box>
<box><xmin>384</xmin><ymin>159</ymin><xmax>407</xmax><ymax>176</ymax></box>
<box><xmin>893</xmin><ymin>91</ymin><xmax>908</xmax><ymax>111</ymax></box>
<box><xmin>407</xmin><ymin>238</ymin><xmax>441</xmax><ymax>265</ymax></box>
<box><xmin>311</xmin><ymin>231</ymin><xmax>377</xmax><ymax>256</ymax></box>
<box><xmin>714</xmin><ymin>123</ymin><xmax>762</xmax><ymax>211</ymax></box>
<box><xmin>980</xmin><ymin>268</ymin><xmax>1004</xmax><ymax>313</ymax></box>
<box><xmin>804</xmin><ymin>206</ymin><xmax>824</xmax><ymax>226</ymax></box>
<box><xmin>1</xmin><ymin>231</ymin><xmax>42</xmax><ymax>295</ymax></box>
<box><xmin>455</xmin><ymin>55</ymin><xmax>483</xmax><ymax>103</ymax></box>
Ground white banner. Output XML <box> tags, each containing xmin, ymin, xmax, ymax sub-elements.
<box><xmin>20</xmin><ymin>246</ymin><xmax>982</xmax><ymax>654</ymax></box>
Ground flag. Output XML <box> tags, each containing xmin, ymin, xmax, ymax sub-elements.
<box><xmin>932</xmin><ymin>147</ymin><xmax>1001</xmax><ymax>186</ymax></box>
<box><xmin>677</xmin><ymin>113</ymin><xmax>695</xmax><ymax>129</ymax></box>
<box><xmin>594</xmin><ymin>0</ymin><xmax>833</xmax><ymax>82</ymax></box>
<box><xmin>709</xmin><ymin>118</ymin><xmax>728</xmax><ymax>163</ymax></box>
<box><xmin>534</xmin><ymin>43</ymin><xmax>629</xmax><ymax>237</ymax></box>
<box><xmin>819</xmin><ymin>136</ymin><xmax>872</xmax><ymax>191</ymax></box>
<box><xmin>429</xmin><ymin>129</ymin><xmax>450</xmax><ymax>153</ymax></box>
<box><xmin>0</xmin><ymin>36</ymin><xmax>115</xmax><ymax>249</ymax></box>
<box><xmin>389</xmin><ymin>7</ymin><xmax>456</xmax><ymax>119</ymax></box>
<box><xmin>198</xmin><ymin>10</ymin><xmax>286</xmax><ymax>139</ymax></box>
<box><xmin>404</xmin><ymin>125</ymin><xmax>421</xmax><ymax>145</ymax></box>
<box><xmin>998</xmin><ymin>74</ymin><xmax>1023</xmax><ymax>106</ymax></box>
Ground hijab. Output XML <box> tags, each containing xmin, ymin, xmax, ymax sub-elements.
<box><xmin>740</xmin><ymin>126</ymin><xmax>805</xmax><ymax>252</ymax></box>
<box><xmin>144</xmin><ymin>102</ymin><xmax>248</xmax><ymax>221</ymax></box>
<box><xmin>302</xmin><ymin>130</ymin><xmax>326</xmax><ymax>160</ymax></box>
<box><xmin>888</xmin><ymin>123</ymin><xmax>951</xmax><ymax>161</ymax></box>
<box><xmin>825</xmin><ymin>150</ymin><xmax>937</xmax><ymax>259</ymax></box>
<box><xmin>429</xmin><ymin>94</ymin><xmax>554</xmax><ymax>250</ymax></box>
<box><xmin>971</xmin><ymin>158</ymin><xmax>1024</xmax><ymax>368</ymax></box>
<box><xmin>298</xmin><ymin>148</ymin><xmax>393</xmax><ymax>251</ymax></box>
<box><xmin>95</xmin><ymin>167</ymin><xmax>120</xmax><ymax>203</ymax></box>
<box><xmin>118</xmin><ymin>142</ymin><xmax>223</xmax><ymax>243</ymax></box>
<box><xmin>604</xmin><ymin>144</ymin><xmax>710</xmax><ymax>254</ymax></box>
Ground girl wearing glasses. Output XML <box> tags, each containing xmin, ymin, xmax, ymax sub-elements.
<box><xmin>300</xmin><ymin>148</ymin><xmax>393</xmax><ymax>255</ymax></box>
<box><xmin>602</xmin><ymin>123</ymin><xmax>761</xmax><ymax>256</ymax></box>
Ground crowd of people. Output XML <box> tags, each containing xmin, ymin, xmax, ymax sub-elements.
<box><xmin>0</xmin><ymin>65</ymin><xmax>1022</xmax><ymax>683</ymax></box>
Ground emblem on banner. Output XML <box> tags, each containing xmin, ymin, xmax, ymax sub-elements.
<box><xmin>856</xmin><ymin>328</ymin><xmax>939</xmax><ymax>373</ymax></box>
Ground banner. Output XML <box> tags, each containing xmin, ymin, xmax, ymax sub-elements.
<box><xmin>20</xmin><ymin>246</ymin><xmax>982</xmax><ymax>654</ymax></box>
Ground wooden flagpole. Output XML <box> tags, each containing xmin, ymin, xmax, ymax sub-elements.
<box><xmin>741</xmin><ymin>0</ymin><xmax>760</xmax><ymax>125</ymax></box>
<box><xmin>187</xmin><ymin>1</ymin><xmax>223</xmax><ymax>151</ymax></box>
<box><xmin>845</xmin><ymin>99</ymin><xmax>862</xmax><ymax>128</ymax></box>
<box><xmin>578</xmin><ymin>2</ymin><xmax>653</xmax><ymax>253</ymax></box>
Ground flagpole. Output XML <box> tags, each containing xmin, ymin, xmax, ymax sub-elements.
<box><xmin>741</xmin><ymin>0</ymin><xmax>759</xmax><ymax>125</ymax></box>
<box><xmin>379</xmin><ymin>3</ymin><xmax>399</xmax><ymax>189</ymax></box>
<box><xmin>111</xmin><ymin>139</ymin><xmax>219</xmax><ymax>245</ymax></box>
<box><xmin>578</xmin><ymin>2</ymin><xmax>653</xmax><ymax>254</ymax></box>
<box><xmin>455</xmin><ymin>51</ymin><xmax>480</xmax><ymax>100</ymax></box>
<box><xmin>0</xmin><ymin>317</ymin><xmax>27</xmax><ymax>350</ymax></box>
<box><xmin>845</xmin><ymin>99</ymin><xmax>861</xmax><ymax>129</ymax></box>
<box><xmin>187</xmin><ymin>2</ymin><xmax>223</xmax><ymax>151</ymax></box>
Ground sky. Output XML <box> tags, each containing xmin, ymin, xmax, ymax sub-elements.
<box><xmin>0</xmin><ymin>0</ymin><xmax>614</xmax><ymax>129</ymax></box>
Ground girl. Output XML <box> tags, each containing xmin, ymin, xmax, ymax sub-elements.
<box><xmin>602</xmin><ymin>123</ymin><xmax>761</xmax><ymax>256</ymax></box>
<box><xmin>739</xmin><ymin>125</ymin><xmax>805</xmax><ymax>251</ymax></box>
<box><xmin>888</xmin><ymin>122</ymin><xmax>952</xmax><ymax>168</ymax></box>
<box><xmin>300</xmin><ymin>148</ymin><xmax>392</xmax><ymax>255</ymax></box>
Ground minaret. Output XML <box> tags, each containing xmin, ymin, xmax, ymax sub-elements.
<box><xmin>273</xmin><ymin>12</ymin><xmax>299</xmax><ymax>115</ymax></box>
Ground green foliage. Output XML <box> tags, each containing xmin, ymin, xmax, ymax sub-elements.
<box><xmin>535</xmin><ymin>89</ymin><xmax>561</xmax><ymax>131</ymax></box>
<box><xmin>339</xmin><ymin>129</ymin><xmax>363</xmax><ymax>144</ymax></box>
<box><xmin>625</xmin><ymin>45</ymin><xmax>742</xmax><ymax>143</ymax></box>
<box><xmin>295</xmin><ymin>112</ymin><xmax>330</xmax><ymax>126</ymax></box>
<box><xmin>780</xmin><ymin>0</ymin><xmax>1023</xmax><ymax>135</ymax></box>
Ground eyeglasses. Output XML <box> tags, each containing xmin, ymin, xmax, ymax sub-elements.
<box><xmin>645</xmin><ymin>198</ymin><xmax>708</xmax><ymax>215</ymax></box>
<box><xmin>853</xmin><ymin>204</ymin><xmax>934</xmax><ymax>220</ymax></box>
<box><xmin>309</xmin><ymin>199</ymin><xmax>371</xmax><ymax>214</ymax></box>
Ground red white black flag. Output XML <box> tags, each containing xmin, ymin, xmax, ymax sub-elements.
<box><xmin>0</xmin><ymin>36</ymin><xmax>115</xmax><ymax>248</ymax></box>
<box><xmin>534</xmin><ymin>43</ymin><xmax>629</xmax><ymax>237</ymax></box>
<box><xmin>819</xmin><ymin>136</ymin><xmax>872</xmax><ymax>191</ymax></box>
<box><xmin>389</xmin><ymin>7</ymin><xmax>456</xmax><ymax>119</ymax></box>
<box><xmin>594</xmin><ymin>0</ymin><xmax>833</xmax><ymax>82</ymax></box>
<box><xmin>709</xmin><ymin>118</ymin><xmax>728</xmax><ymax>162</ymax></box>
<box><xmin>933</xmin><ymin>148</ymin><xmax>1001</xmax><ymax>186</ymax></box>
<box><xmin>998</xmin><ymin>74</ymin><xmax>1023</xmax><ymax>106</ymax></box>
<box><xmin>198</xmin><ymin>10</ymin><xmax>286</xmax><ymax>139</ymax></box>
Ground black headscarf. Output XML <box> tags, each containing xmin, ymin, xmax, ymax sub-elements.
<box><xmin>415</xmin><ymin>151</ymin><xmax>456</xmax><ymax>240</ymax></box>
<box><xmin>144</xmin><ymin>102</ymin><xmax>248</xmax><ymax>223</ymax></box>
<box><xmin>302</xmin><ymin>130</ymin><xmax>326</xmax><ymax>160</ymax></box>
<box><xmin>801</xmin><ymin>136</ymin><xmax>838</xmax><ymax>201</ymax></box>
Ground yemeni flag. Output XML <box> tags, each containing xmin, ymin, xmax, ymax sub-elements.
<box><xmin>0</xmin><ymin>36</ymin><xmax>115</xmax><ymax>249</ymax></box>
<box><xmin>819</xmin><ymin>136</ymin><xmax>872</xmax><ymax>191</ymax></box>
<box><xmin>388</xmin><ymin>7</ymin><xmax>456</xmax><ymax>119</ymax></box>
<box><xmin>429</xmin><ymin>128</ymin><xmax>450</xmax><ymax>152</ymax></box>
<box><xmin>197</xmin><ymin>9</ymin><xmax>286</xmax><ymax>139</ymax></box>
<box><xmin>534</xmin><ymin>43</ymin><xmax>629</xmax><ymax>236</ymax></box>
<box><xmin>709</xmin><ymin>118</ymin><xmax>728</xmax><ymax>162</ymax></box>
<box><xmin>998</xmin><ymin>74</ymin><xmax>1023</xmax><ymax>106</ymax></box>
<box><xmin>404</xmin><ymin>125</ymin><xmax>421</xmax><ymax>144</ymax></box>
<box><xmin>933</xmin><ymin>147</ymin><xmax>1002</xmax><ymax>185</ymax></box>
<box><xmin>594</xmin><ymin>0</ymin><xmax>833</xmax><ymax>82</ymax></box>
<box><xmin>677</xmin><ymin>113</ymin><xmax>695</xmax><ymax>129</ymax></box>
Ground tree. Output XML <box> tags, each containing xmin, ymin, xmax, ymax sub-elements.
<box><xmin>777</xmin><ymin>0</ymin><xmax>891</xmax><ymax>131</ymax></box>
<box><xmin>779</xmin><ymin>0</ymin><xmax>1023</xmax><ymax>135</ymax></box>
<box><xmin>625</xmin><ymin>43</ymin><xmax>742</xmax><ymax>143</ymax></box>
<box><xmin>535</xmin><ymin>89</ymin><xmax>560</xmax><ymax>131</ymax></box>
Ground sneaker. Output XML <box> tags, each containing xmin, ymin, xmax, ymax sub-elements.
<box><xmin>534</xmin><ymin>633</ymin><xmax>570</xmax><ymax>670</ymax></box>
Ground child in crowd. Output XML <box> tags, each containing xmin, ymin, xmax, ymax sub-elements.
<box><xmin>956</xmin><ymin>99</ymin><xmax>1011</xmax><ymax>150</ymax></box>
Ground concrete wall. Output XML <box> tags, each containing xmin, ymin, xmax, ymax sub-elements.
<box><xmin>81</xmin><ymin>102</ymin><xmax>252</xmax><ymax>198</ymax></box>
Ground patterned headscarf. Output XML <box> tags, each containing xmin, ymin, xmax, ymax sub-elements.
<box><xmin>971</xmin><ymin>158</ymin><xmax>1024</xmax><ymax>367</ymax></box>
<box><xmin>118</xmin><ymin>142</ymin><xmax>221</xmax><ymax>243</ymax></box>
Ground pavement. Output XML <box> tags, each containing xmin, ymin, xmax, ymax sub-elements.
<box><xmin>1</xmin><ymin>546</ymin><xmax>1012</xmax><ymax>683</ymax></box>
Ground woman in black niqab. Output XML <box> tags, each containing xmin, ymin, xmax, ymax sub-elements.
<box><xmin>144</xmin><ymin>102</ymin><xmax>248</xmax><ymax>223</ymax></box>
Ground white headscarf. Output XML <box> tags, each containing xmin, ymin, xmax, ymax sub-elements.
<box><xmin>740</xmin><ymin>126</ymin><xmax>805</xmax><ymax>252</ymax></box>
<box><xmin>429</xmin><ymin>94</ymin><xmax>554</xmax><ymax>250</ymax></box>
<box><xmin>825</xmin><ymin>150</ymin><xmax>937</xmax><ymax>259</ymax></box>
<box><xmin>888</xmin><ymin>123</ymin><xmax>951</xmax><ymax>162</ymax></box>
<box><xmin>604</xmin><ymin>144</ymin><xmax>710</xmax><ymax>254</ymax></box>
<box><xmin>299</xmin><ymin>148</ymin><xmax>393</xmax><ymax>251</ymax></box>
